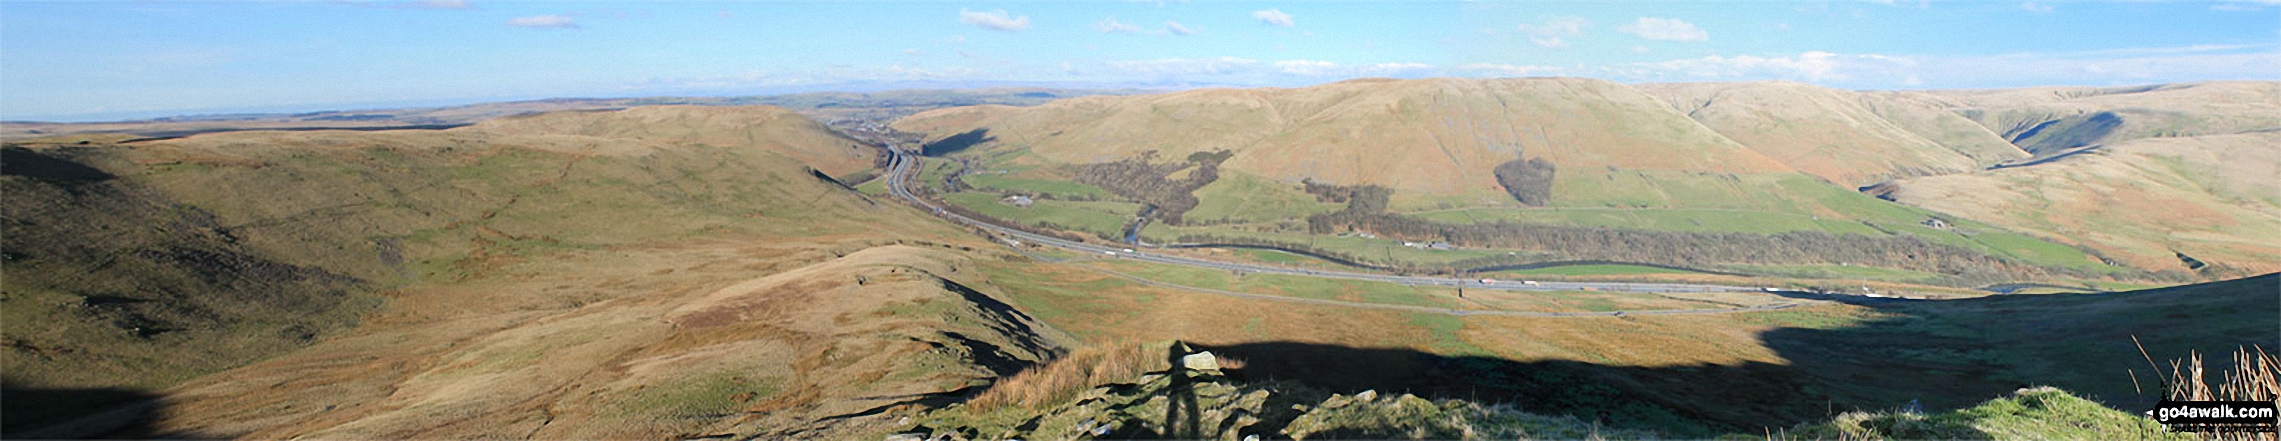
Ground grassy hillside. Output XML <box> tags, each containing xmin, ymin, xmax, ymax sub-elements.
<box><xmin>1885</xmin><ymin>132</ymin><xmax>2281</xmax><ymax>275</ymax></box>
<box><xmin>1</xmin><ymin>106</ymin><xmax>1055</xmax><ymax>437</ymax></box>
<box><xmin>1639</xmin><ymin>81</ymin><xmax>2027</xmax><ymax>187</ymax></box>
<box><xmin>894</xmin><ymin>77</ymin><xmax>1792</xmax><ymax>203</ymax></box>
<box><xmin>891</xmin><ymin>78</ymin><xmax>2147</xmax><ymax>285</ymax></box>
<box><xmin>1931</xmin><ymin>81</ymin><xmax>2281</xmax><ymax>152</ymax></box>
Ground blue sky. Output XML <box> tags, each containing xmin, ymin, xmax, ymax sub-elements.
<box><xmin>3</xmin><ymin>0</ymin><xmax>2275</xmax><ymax>121</ymax></box>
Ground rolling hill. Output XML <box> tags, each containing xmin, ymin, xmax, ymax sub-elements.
<box><xmin>5</xmin><ymin>94</ymin><xmax>2272</xmax><ymax>439</ymax></box>
<box><xmin>892</xmin><ymin>78</ymin><xmax>2278</xmax><ymax>280</ymax></box>
<box><xmin>2</xmin><ymin>105</ymin><xmax>1054</xmax><ymax>437</ymax></box>
<box><xmin>1637</xmin><ymin>81</ymin><xmax>2028</xmax><ymax>187</ymax></box>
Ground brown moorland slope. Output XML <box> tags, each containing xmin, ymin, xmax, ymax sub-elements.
<box><xmin>1927</xmin><ymin>81</ymin><xmax>2281</xmax><ymax>154</ymax></box>
<box><xmin>1638</xmin><ymin>81</ymin><xmax>2028</xmax><ymax>186</ymax></box>
<box><xmin>896</xmin><ymin>78</ymin><xmax>2277</xmax><ymax>276</ymax></box>
<box><xmin>2</xmin><ymin>105</ymin><xmax>1066</xmax><ymax>437</ymax></box>
<box><xmin>896</xmin><ymin>77</ymin><xmax>1794</xmax><ymax>207</ymax></box>
<box><xmin>1883</xmin><ymin>131</ymin><xmax>2281</xmax><ymax>275</ymax></box>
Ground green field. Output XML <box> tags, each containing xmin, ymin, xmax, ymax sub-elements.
<box><xmin>854</xmin><ymin>176</ymin><xmax>889</xmax><ymax>196</ymax></box>
<box><xmin>1187</xmin><ymin>171</ymin><xmax>1341</xmax><ymax>223</ymax></box>
<box><xmin>963</xmin><ymin>170</ymin><xmax>1118</xmax><ymax>200</ymax></box>
<box><xmin>1414</xmin><ymin>207</ymin><xmax>1884</xmax><ymax>236</ymax></box>
<box><xmin>941</xmin><ymin>191</ymin><xmax>1137</xmax><ymax>239</ymax></box>
<box><xmin>935</xmin><ymin>152</ymin><xmax>2112</xmax><ymax>280</ymax></box>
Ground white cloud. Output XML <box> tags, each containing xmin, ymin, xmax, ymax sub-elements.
<box><xmin>1275</xmin><ymin>60</ymin><xmax>1339</xmax><ymax>76</ymax></box>
<box><xmin>2210</xmin><ymin>1</ymin><xmax>2270</xmax><ymax>11</ymax></box>
<box><xmin>1252</xmin><ymin>9</ymin><xmax>1295</xmax><ymax>27</ymax></box>
<box><xmin>1618</xmin><ymin>17</ymin><xmax>1707</xmax><ymax>42</ymax></box>
<box><xmin>1267</xmin><ymin>60</ymin><xmax>1435</xmax><ymax>77</ymax></box>
<box><xmin>959</xmin><ymin>9</ymin><xmax>1031</xmax><ymax>32</ymax></box>
<box><xmin>1456</xmin><ymin>63</ymin><xmax>1560</xmax><ymax>77</ymax></box>
<box><xmin>2020</xmin><ymin>2</ymin><xmax>2053</xmax><ymax>13</ymax></box>
<box><xmin>1095</xmin><ymin>17</ymin><xmax>1142</xmax><ymax>34</ymax></box>
<box><xmin>1105</xmin><ymin>57</ymin><xmax>1260</xmax><ymax>76</ymax></box>
<box><xmin>1164</xmin><ymin>20</ymin><xmax>1196</xmax><ymax>36</ymax></box>
<box><xmin>1605</xmin><ymin>45</ymin><xmax>2281</xmax><ymax>89</ymax></box>
<box><xmin>1631</xmin><ymin>45</ymin><xmax>1651</xmax><ymax>54</ymax></box>
<box><xmin>1637</xmin><ymin>51</ymin><xmax>1904</xmax><ymax>81</ymax></box>
<box><xmin>1515</xmin><ymin>16</ymin><xmax>1590</xmax><ymax>48</ymax></box>
<box><xmin>1361</xmin><ymin>62</ymin><xmax>1435</xmax><ymax>76</ymax></box>
<box><xmin>416</xmin><ymin>0</ymin><xmax>469</xmax><ymax>9</ymax></box>
<box><xmin>506</xmin><ymin>14</ymin><xmax>577</xmax><ymax>29</ymax></box>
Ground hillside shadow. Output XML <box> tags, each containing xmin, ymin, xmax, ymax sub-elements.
<box><xmin>2</xmin><ymin>146</ymin><xmax>115</xmax><ymax>184</ymax></box>
<box><xmin>921</xmin><ymin>129</ymin><xmax>993</xmax><ymax>157</ymax></box>
<box><xmin>2</xmin><ymin>384</ymin><xmax>162</xmax><ymax>439</ymax></box>
<box><xmin>1186</xmin><ymin>274</ymin><xmax>2279</xmax><ymax>437</ymax></box>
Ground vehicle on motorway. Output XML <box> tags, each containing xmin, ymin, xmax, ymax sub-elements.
<box><xmin>1480</xmin><ymin>278</ymin><xmax>1497</xmax><ymax>284</ymax></box>
<box><xmin>1523</xmin><ymin>280</ymin><xmax>1539</xmax><ymax>285</ymax></box>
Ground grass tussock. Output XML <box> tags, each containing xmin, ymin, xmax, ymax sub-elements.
<box><xmin>967</xmin><ymin>341</ymin><xmax>1168</xmax><ymax>411</ymax></box>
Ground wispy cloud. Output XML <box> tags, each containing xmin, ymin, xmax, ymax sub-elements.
<box><xmin>506</xmin><ymin>14</ymin><xmax>577</xmax><ymax>29</ymax></box>
<box><xmin>1105</xmin><ymin>57</ymin><xmax>1260</xmax><ymax>76</ymax></box>
<box><xmin>959</xmin><ymin>9</ymin><xmax>1031</xmax><ymax>32</ymax></box>
<box><xmin>1273</xmin><ymin>60</ymin><xmax>1336</xmax><ymax>76</ymax></box>
<box><xmin>1516</xmin><ymin>16</ymin><xmax>1590</xmax><ymax>48</ymax></box>
<box><xmin>1360</xmin><ymin>62</ymin><xmax>1435</xmax><ymax>76</ymax></box>
<box><xmin>1607</xmin><ymin>45</ymin><xmax>2281</xmax><ymax>88</ymax></box>
<box><xmin>1094</xmin><ymin>17</ymin><xmax>1142</xmax><ymax>34</ymax></box>
<box><xmin>1634</xmin><ymin>51</ymin><xmax>1898</xmax><ymax>82</ymax></box>
<box><xmin>1252</xmin><ymin>9</ymin><xmax>1295</xmax><ymax>27</ymax></box>
<box><xmin>2210</xmin><ymin>1</ymin><xmax>2270</xmax><ymax>11</ymax></box>
<box><xmin>1270</xmin><ymin>60</ymin><xmax>1434</xmax><ymax>77</ymax></box>
<box><xmin>1456</xmin><ymin>63</ymin><xmax>1560</xmax><ymax>77</ymax></box>
<box><xmin>1164</xmin><ymin>21</ymin><xmax>1196</xmax><ymax>36</ymax></box>
<box><xmin>1619</xmin><ymin>17</ymin><xmax>1707</xmax><ymax>42</ymax></box>
<box><xmin>2020</xmin><ymin>2</ymin><xmax>2054</xmax><ymax>13</ymax></box>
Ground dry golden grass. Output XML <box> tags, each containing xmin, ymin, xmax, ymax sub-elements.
<box><xmin>1889</xmin><ymin>132</ymin><xmax>2281</xmax><ymax>273</ymax></box>
<box><xmin>895</xmin><ymin>77</ymin><xmax>1791</xmax><ymax>202</ymax></box>
<box><xmin>966</xmin><ymin>340</ymin><xmax>1249</xmax><ymax>412</ymax></box>
<box><xmin>2142</xmin><ymin>340</ymin><xmax>2281</xmax><ymax>441</ymax></box>
<box><xmin>1640</xmin><ymin>81</ymin><xmax>2025</xmax><ymax>187</ymax></box>
<box><xmin>968</xmin><ymin>341</ymin><xmax>1166</xmax><ymax>411</ymax></box>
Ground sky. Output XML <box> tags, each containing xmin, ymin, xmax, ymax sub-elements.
<box><xmin>2</xmin><ymin>0</ymin><xmax>2276</xmax><ymax>121</ymax></box>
